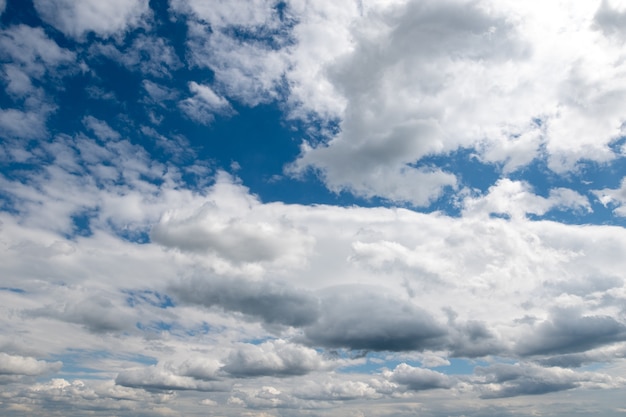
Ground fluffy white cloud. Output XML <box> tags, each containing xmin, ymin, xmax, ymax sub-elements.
<box><xmin>178</xmin><ymin>82</ymin><xmax>232</xmax><ymax>124</ymax></box>
<box><xmin>0</xmin><ymin>353</ymin><xmax>61</xmax><ymax>377</ymax></box>
<box><xmin>221</xmin><ymin>340</ymin><xmax>328</xmax><ymax>377</ymax></box>
<box><xmin>463</xmin><ymin>179</ymin><xmax>591</xmax><ymax>219</ymax></box>
<box><xmin>284</xmin><ymin>0</ymin><xmax>626</xmax><ymax>202</ymax></box>
<box><xmin>385</xmin><ymin>363</ymin><xmax>453</xmax><ymax>391</ymax></box>
<box><xmin>594</xmin><ymin>176</ymin><xmax>626</xmax><ymax>216</ymax></box>
<box><xmin>33</xmin><ymin>0</ymin><xmax>151</xmax><ymax>39</ymax></box>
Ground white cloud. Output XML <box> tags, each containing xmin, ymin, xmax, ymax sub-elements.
<box><xmin>91</xmin><ymin>35</ymin><xmax>182</xmax><ymax>78</ymax></box>
<box><xmin>463</xmin><ymin>179</ymin><xmax>591</xmax><ymax>219</ymax></box>
<box><xmin>0</xmin><ymin>353</ymin><xmax>61</xmax><ymax>377</ymax></box>
<box><xmin>82</xmin><ymin>116</ymin><xmax>120</xmax><ymax>141</ymax></box>
<box><xmin>0</xmin><ymin>25</ymin><xmax>76</xmax><ymax>77</ymax></box>
<box><xmin>2</xmin><ymin>114</ymin><xmax>626</xmax><ymax>414</ymax></box>
<box><xmin>179</xmin><ymin>82</ymin><xmax>232</xmax><ymax>124</ymax></box>
<box><xmin>594</xmin><ymin>177</ymin><xmax>626</xmax><ymax>216</ymax></box>
<box><xmin>221</xmin><ymin>340</ymin><xmax>328</xmax><ymax>377</ymax></box>
<box><xmin>385</xmin><ymin>363</ymin><xmax>453</xmax><ymax>391</ymax></box>
<box><xmin>171</xmin><ymin>0</ymin><xmax>278</xmax><ymax>29</ymax></box>
<box><xmin>0</xmin><ymin>107</ymin><xmax>52</xmax><ymax>139</ymax></box>
<box><xmin>33</xmin><ymin>0</ymin><xmax>151</xmax><ymax>39</ymax></box>
<box><xmin>285</xmin><ymin>0</ymin><xmax>626</xmax><ymax>201</ymax></box>
<box><xmin>152</xmin><ymin>171</ymin><xmax>314</xmax><ymax>271</ymax></box>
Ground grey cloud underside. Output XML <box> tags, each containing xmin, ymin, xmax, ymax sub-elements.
<box><xmin>389</xmin><ymin>363</ymin><xmax>453</xmax><ymax>391</ymax></box>
<box><xmin>171</xmin><ymin>279</ymin><xmax>504</xmax><ymax>356</ymax></box>
<box><xmin>301</xmin><ymin>290</ymin><xmax>446</xmax><ymax>352</ymax></box>
<box><xmin>25</xmin><ymin>295</ymin><xmax>135</xmax><ymax>333</ymax></box>
<box><xmin>169</xmin><ymin>277</ymin><xmax>320</xmax><ymax>327</ymax></box>
<box><xmin>517</xmin><ymin>310</ymin><xmax>626</xmax><ymax>356</ymax></box>
<box><xmin>115</xmin><ymin>367</ymin><xmax>229</xmax><ymax>392</ymax></box>
<box><xmin>474</xmin><ymin>363</ymin><xmax>597</xmax><ymax>399</ymax></box>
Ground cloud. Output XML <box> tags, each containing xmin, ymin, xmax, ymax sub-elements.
<box><xmin>25</xmin><ymin>292</ymin><xmax>137</xmax><ymax>334</ymax></box>
<box><xmin>594</xmin><ymin>177</ymin><xmax>626</xmax><ymax>216</ymax></box>
<box><xmin>0</xmin><ymin>353</ymin><xmax>61</xmax><ymax>377</ymax></box>
<box><xmin>151</xmin><ymin>173</ymin><xmax>314</xmax><ymax>268</ymax></box>
<box><xmin>173</xmin><ymin>0</ymin><xmax>289</xmax><ymax>106</ymax></box>
<box><xmin>91</xmin><ymin>34</ymin><xmax>182</xmax><ymax>78</ymax></box>
<box><xmin>221</xmin><ymin>340</ymin><xmax>327</xmax><ymax>377</ymax></box>
<box><xmin>2</xmin><ymin>378</ymin><xmax>175</xmax><ymax>416</ymax></box>
<box><xmin>170</xmin><ymin>277</ymin><xmax>320</xmax><ymax>328</ymax></box>
<box><xmin>33</xmin><ymin>0</ymin><xmax>151</xmax><ymax>39</ymax></box>
<box><xmin>292</xmin><ymin>378</ymin><xmax>381</xmax><ymax>401</ymax></box>
<box><xmin>463</xmin><ymin>179</ymin><xmax>591</xmax><ymax>219</ymax></box>
<box><xmin>0</xmin><ymin>107</ymin><xmax>52</xmax><ymax>140</ymax></box>
<box><xmin>386</xmin><ymin>363</ymin><xmax>453</xmax><ymax>391</ymax></box>
<box><xmin>0</xmin><ymin>25</ymin><xmax>76</xmax><ymax>77</ymax></box>
<box><xmin>593</xmin><ymin>0</ymin><xmax>626</xmax><ymax>40</ymax></box>
<box><xmin>178</xmin><ymin>82</ymin><xmax>232</xmax><ymax>124</ymax></box>
<box><xmin>302</xmin><ymin>288</ymin><xmax>446</xmax><ymax>351</ymax></box>
<box><xmin>516</xmin><ymin>309</ymin><xmax>626</xmax><ymax>357</ymax></box>
<box><xmin>286</xmin><ymin>0</ymin><xmax>626</xmax><ymax>201</ymax></box>
<box><xmin>288</xmin><ymin>0</ymin><xmax>526</xmax><ymax>203</ymax></box>
<box><xmin>116</xmin><ymin>365</ymin><xmax>227</xmax><ymax>392</ymax></box>
<box><xmin>474</xmin><ymin>362</ymin><xmax>619</xmax><ymax>399</ymax></box>
<box><xmin>82</xmin><ymin>116</ymin><xmax>121</xmax><ymax>141</ymax></box>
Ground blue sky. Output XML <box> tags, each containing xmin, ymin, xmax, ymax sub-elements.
<box><xmin>2</xmin><ymin>0</ymin><xmax>626</xmax><ymax>416</ymax></box>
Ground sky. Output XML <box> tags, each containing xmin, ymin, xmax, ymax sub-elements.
<box><xmin>2</xmin><ymin>0</ymin><xmax>626</xmax><ymax>416</ymax></box>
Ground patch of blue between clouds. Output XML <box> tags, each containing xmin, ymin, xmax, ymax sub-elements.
<box><xmin>124</xmin><ymin>290</ymin><xmax>175</xmax><ymax>308</ymax></box>
<box><xmin>136</xmin><ymin>320</ymin><xmax>213</xmax><ymax>337</ymax></box>
<box><xmin>511</xmin><ymin>154</ymin><xmax>626</xmax><ymax>226</ymax></box>
<box><xmin>0</xmin><ymin>287</ymin><xmax>25</xmax><ymax>293</ymax></box>
<box><xmin>49</xmin><ymin>349</ymin><xmax>157</xmax><ymax>380</ymax></box>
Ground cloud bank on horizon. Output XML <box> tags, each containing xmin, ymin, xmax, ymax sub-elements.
<box><xmin>2</xmin><ymin>0</ymin><xmax>626</xmax><ymax>416</ymax></box>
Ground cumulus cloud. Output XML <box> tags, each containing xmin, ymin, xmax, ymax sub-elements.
<box><xmin>178</xmin><ymin>82</ymin><xmax>232</xmax><ymax>124</ymax></box>
<box><xmin>285</xmin><ymin>0</ymin><xmax>626</xmax><ymax>202</ymax></box>
<box><xmin>170</xmin><ymin>277</ymin><xmax>319</xmax><ymax>328</ymax></box>
<box><xmin>174</xmin><ymin>0</ymin><xmax>290</xmax><ymax>106</ymax></box>
<box><xmin>463</xmin><ymin>179</ymin><xmax>591</xmax><ymax>219</ymax></box>
<box><xmin>288</xmin><ymin>0</ymin><xmax>526</xmax><ymax>204</ymax></box>
<box><xmin>26</xmin><ymin>292</ymin><xmax>137</xmax><ymax>334</ymax></box>
<box><xmin>221</xmin><ymin>340</ymin><xmax>327</xmax><ymax>377</ymax></box>
<box><xmin>594</xmin><ymin>177</ymin><xmax>626</xmax><ymax>216</ymax></box>
<box><xmin>292</xmin><ymin>378</ymin><xmax>381</xmax><ymax>401</ymax></box>
<box><xmin>516</xmin><ymin>309</ymin><xmax>626</xmax><ymax>357</ymax></box>
<box><xmin>0</xmin><ymin>353</ymin><xmax>61</xmax><ymax>378</ymax></box>
<box><xmin>33</xmin><ymin>0</ymin><xmax>151</xmax><ymax>39</ymax></box>
<box><xmin>474</xmin><ymin>362</ymin><xmax>620</xmax><ymax>399</ymax></box>
<box><xmin>593</xmin><ymin>0</ymin><xmax>626</xmax><ymax>40</ymax></box>
<box><xmin>302</xmin><ymin>288</ymin><xmax>446</xmax><ymax>351</ymax></box>
<box><xmin>116</xmin><ymin>365</ymin><xmax>227</xmax><ymax>392</ymax></box>
<box><xmin>152</xmin><ymin>173</ymin><xmax>314</xmax><ymax>268</ymax></box>
<box><xmin>385</xmin><ymin>363</ymin><xmax>452</xmax><ymax>391</ymax></box>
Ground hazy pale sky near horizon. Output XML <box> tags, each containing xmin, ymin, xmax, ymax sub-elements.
<box><xmin>2</xmin><ymin>0</ymin><xmax>626</xmax><ymax>416</ymax></box>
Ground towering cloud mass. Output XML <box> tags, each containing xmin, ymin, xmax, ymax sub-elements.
<box><xmin>2</xmin><ymin>1</ymin><xmax>626</xmax><ymax>416</ymax></box>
